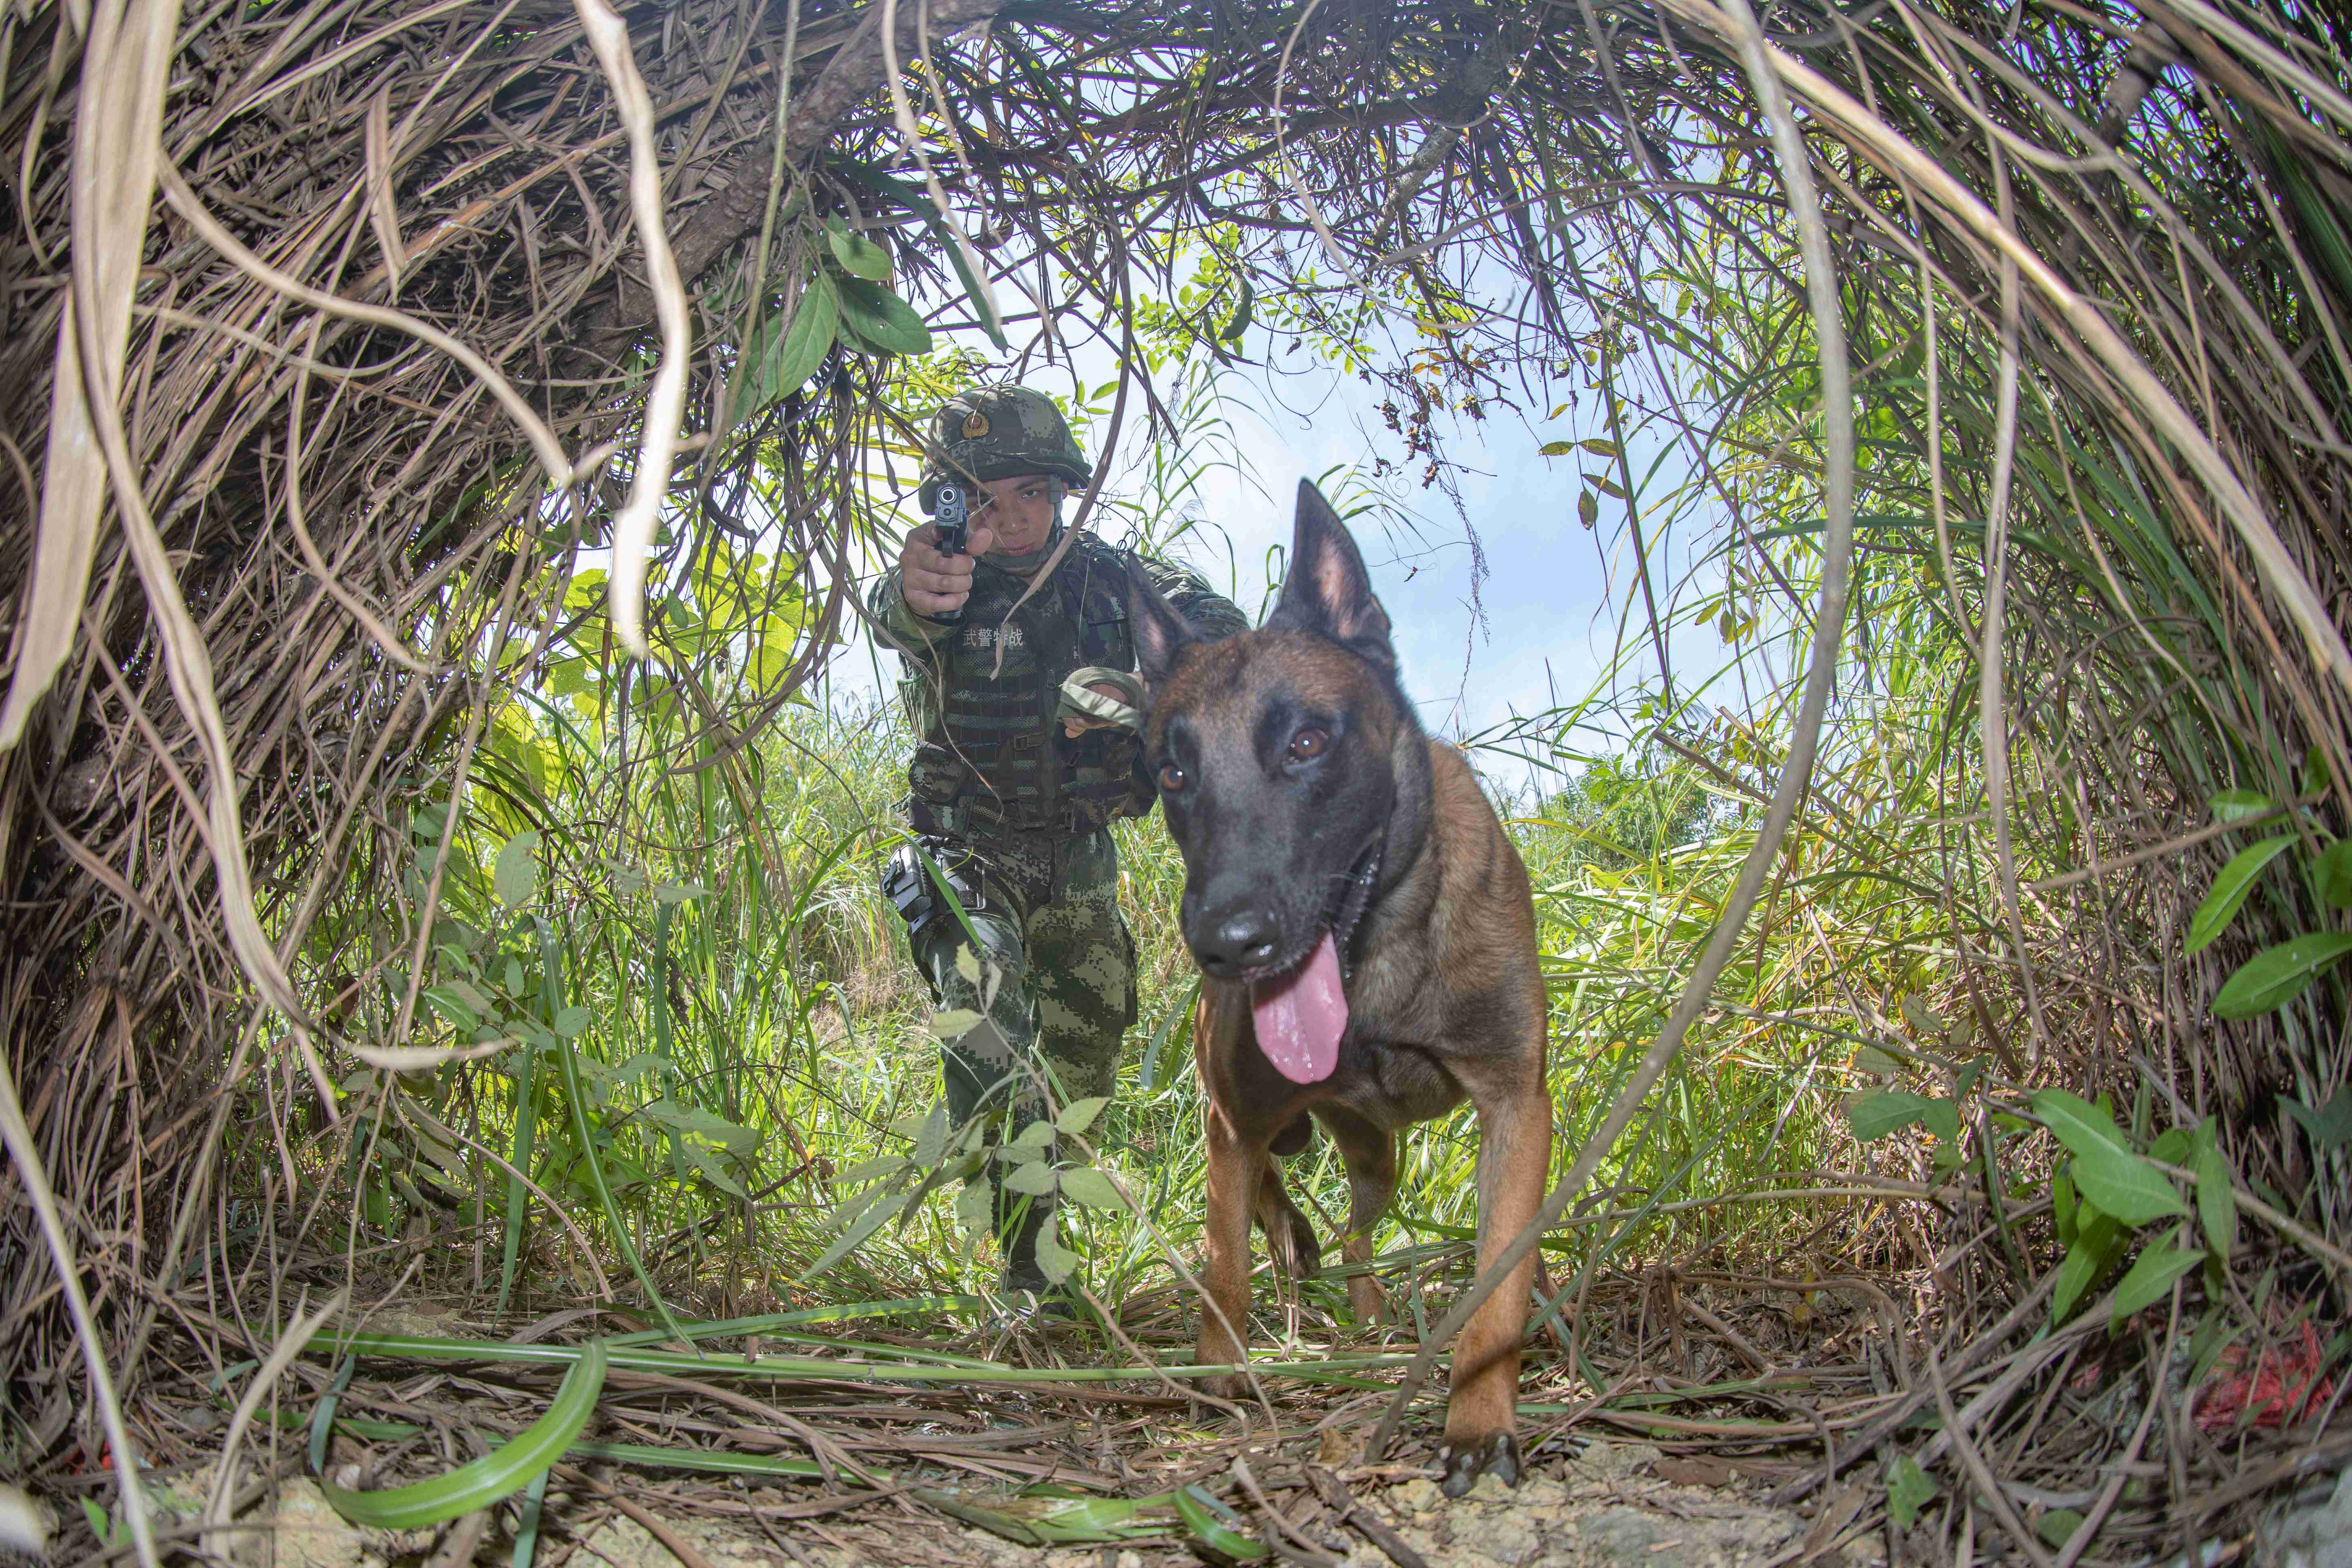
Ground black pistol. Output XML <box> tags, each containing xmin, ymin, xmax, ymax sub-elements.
<box><xmin>930</xmin><ymin>480</ymin><xmax>969</xmax><ymax>625</ymax></box>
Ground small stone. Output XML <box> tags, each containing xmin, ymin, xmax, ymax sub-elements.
<box><xmin>1572</xmin><ymin>1440</ymin><xmax>1666</xmax><ymax>1482</ymax></box>
<box><xmin>2263</xmin><ymin>1464</ymin><xmax>2352</xmax><ymax>1568</ymax></box>
<box><xmin>270</xmin><ymin>1479</ymin><xmax>374</xmax><ymax>1568</ymax></box>
<box><xmin>1390</xmin><ymin>1477</ymin><xmax>1443</xmax><ymax>1512</ymax></box>
<box><xmin>1585</xmin><ymin>1505</ymin><xmax>1666</xmax><ymax>1562</ymax></box>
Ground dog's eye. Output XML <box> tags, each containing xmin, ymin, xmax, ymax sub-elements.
<box><xmin>1158</xmin><ymin>763</ymin><xmax>1187</xmax><ymax>792</ymax></box>
<box><xmin>1288</xmin><ymin>727</ymin><xmax>1329</xmax><ymax>761</ymax></box>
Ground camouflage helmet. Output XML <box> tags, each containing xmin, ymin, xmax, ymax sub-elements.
<box><xmin>918</xmin><ymin>386</ymin><xmax>1091</xmax><ymax>513</ymax></box>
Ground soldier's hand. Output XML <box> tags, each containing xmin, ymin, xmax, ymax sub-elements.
<box><xmin>899</xmin><ymin>521</ymin><xmax>998</xmax><ymax>617</ymax></box>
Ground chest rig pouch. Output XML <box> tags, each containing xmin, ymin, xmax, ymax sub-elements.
<box><xmin>908</xmin><ymin>538</ymin><xmax>1148</xmax><ymax>837</ymax></box>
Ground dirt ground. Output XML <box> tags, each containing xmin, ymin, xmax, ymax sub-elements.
<box><xmin>189</xmin><ymin>1438</ymin><xmax>1879</xmax><ymax>1568</ymax></box>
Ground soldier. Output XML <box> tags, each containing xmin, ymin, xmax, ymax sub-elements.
<box><xmin>872</xmin><ymin>386</ymin><xmax>1248</xmax><ymax>1308</ymax></box>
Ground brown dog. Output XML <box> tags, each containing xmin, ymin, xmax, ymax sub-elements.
<box><xmin>1129</xmin><ymin>481</ymin><xmax>1551</xmax><ymax>1496</ymax></box>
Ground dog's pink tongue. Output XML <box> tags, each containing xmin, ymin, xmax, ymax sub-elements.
<box><xmin>1250</xmin><ymin>931</ymin><xmax>1348</xmax><ymax>1083</ymax></box>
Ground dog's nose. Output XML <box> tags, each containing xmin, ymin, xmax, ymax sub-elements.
<box><xmin>1194</xmin><ymin>910</ymin><xmax>1282</xmax><ymax>977</ymax></box>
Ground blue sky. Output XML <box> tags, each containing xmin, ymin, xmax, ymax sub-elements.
<box><xmin>823</xmin><ymin>351</ymin><xmax>1695</xmax><ymax>797</ymax></box>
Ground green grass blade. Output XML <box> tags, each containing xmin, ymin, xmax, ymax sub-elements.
<box><xmin>508</xmin><ymin>1469</ymin><xmax>550</xmax><ymax>1568</ymax></box>
<box><xmin>320</xmin><ymin>1341</ymin><xmax>608</xmax><ymax>1530</ymax></box>
<box><xmin>542</xmin><ymin>922</ymin><xmax>692</xmax><ymax>1346</ymax></box>
<box><xmin>497</xmin><ymin>921</ymin><xmax>559</xmax><ymax>1315</ymax></box>
<box><xmin>307</xmin><ymin>1356</ymin><xmax>355</xmax><ymax>1475</ymax></box>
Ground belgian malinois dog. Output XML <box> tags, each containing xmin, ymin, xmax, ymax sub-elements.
<box><xmin>1129</xmin><ymin>481</ymin><xmax>1551</xmax><ymax>1497</ymax></box>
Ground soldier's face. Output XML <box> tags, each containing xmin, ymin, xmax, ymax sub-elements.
<box><xmin>976</xmin><ymin>474</ymin><xmax>1056</xmax><ymax>555</ymax></box>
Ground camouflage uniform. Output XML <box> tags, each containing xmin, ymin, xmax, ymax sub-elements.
<box><xmin>873</xmin><ymin>387</ymin><xmax>1246</xmax><ymax>1291</ymax></box>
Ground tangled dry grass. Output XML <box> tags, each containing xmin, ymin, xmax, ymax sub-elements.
<box><xmin>4</xmin><ymin>0</ymin><xmax>2352</xmax><ymax>1562</ymax></box>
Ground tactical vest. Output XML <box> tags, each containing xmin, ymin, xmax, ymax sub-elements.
<box><xmin>898</xmin><ymin>535</ymin><xmax>1151</xmax><ymax>839</ymax></box>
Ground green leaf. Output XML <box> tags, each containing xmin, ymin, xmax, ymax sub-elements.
<box><xmin>956</xmin><ymin>1180</ymin><xmax>993</xmax><ymax>1246</ymax></box>
<box><xmin>552</xmin><ymin>1006</ymin><xmax>589</xmax><ymax>1039</ymax></box>
<box><xmin>422</xmin><ymin>985</ymin><xmax>481</xmax><ymax>1032</ymax></box>
<box><xmin>494</xmin><ymin>831</ymin><xmax>541</xmax><ymax>909</ymax></box>
<box><xmin>1056</xmin><ymin>1166</ymin><xmax>1125</xmax><ymax>1209</ymax></box>
<box><xmin>1852</xmin><ymin>1044</ymin><xmax>1905</xmax><ymax>1076</ymax></box>
<box><xmin>920</xmin><ymin>214</ymin><xmax>1007</xmax><ymax>351</ymax></box>
<box><xmin>2053</xmin><ymin>1170</ymin><xmax>2077</xmax><ymax>1246</ymax></box>
<box><xmin>2110</xmin><ymin>1244</ymin><xmax>2204</xmax><ymax>1328</ymax></box>
<box><xmin>321</xmin><ymin>1341</ymin><xmax>607</xmax><ymax>1529</ymax></box>
<box><xmin>2053</xmin><ymin>1212</ymin><xmax>2123</xmax><ymax>1320</ymax></box>
<box><xmin>1886</xmin><ymin>1454</ymin><xmax>1935</xmax><ymax>1530</ymax></box>
<box><xmin>2214</xmin><ymin>933</ymin><xmax>2352</xmax><ymax>1017</ymax></box>
<box><xmin>1032</xmin><ymin>1216</ymin><xmax>1080</xmax><ymax>1284</ymax></box>
<box><xmin>1848</xmin><ymin>1090</ymin><xmax>1936</xmax><ymax>1142</ymax></box>
<box><xmin>1173</xmin><ymin>1485</ymin><xmax>1268</xmax><ymax>1561</ymax></box>
<box><xmin>2187</xmin><ymin>836</ymin><xmax>2293</xmax><ymax>953</ymax></box>
<box><xmin>835</xmin><ymin>277</ymin><xmax>933</xmax><ymax>356</ymax></box>
<box><xmin>2280</xmin><ymin>1087</ymin><xmax>2352</xmax><ymax>1150</ymax></box>
<box><xmin>2070</xmin><ymin>1144</ymin><xmax>2188</xmax><ymax>1225</ymax></box>
<box><xmin>1577</xmin><ymin>489</ymin><xmax>1598</xmax><ymax>526</ymax></box>
<box><xmin>1139</xmin><ymin>978</ymin><xmax>1199</xmax><ymax>1093</ymax></box>
<box><xmin>1922</xmin><ymin>1099</ymin><xmax>1963</xmax><ymax>1147</ymax></box>
<box><xmin>826</xmin><ymin>225</ymin><xmax>891</xmax><ymax>281</ymax></box>
<box><xmin>2030</xmin><ymin>1088</ymin><xmax>2133</xmax><ymax>1157</ymax></box>
<box><xmin>2037</xmin><ymin>1510</ymin><xmax>2085</xmax><ymax>1548</ymax></box>
<box><xmin>1002</xmin><ymin>1160</ymin><xmax>1057</xmax><ymax>1196</ymax></box>
<box><xmin>1538</xmin><ymin>440</ymin><xmax>1574</xmax><ymax>457</ymax></box>
<box><xmin>676</xmin><ymin>1140</ymin><xmax>748</xmax><ymax>1199</ymax></box>
<box><xmin>801</xmin><ymin>1185</ymin><xmax>909</xmax><ymax>1279</ymax></box>
<box><xmin>1008</xmin><ymin>1119</ymin><xmax>1056</xmax><ymax>1153</ymax></box>
<box><xmin>2210</xmin><ymin>789</ymin><xmax>2276</xmax><ymax>823</ymax></box>
<box><xmin>759</xmin><ymin>270</ymin><xmax>841</xmax><ymax>401</ymax></box>
<box><xmin>837</xmin><ymin>1154</ymin><xmax>908</xmax><ymax>1187</ymax></box>
<box><xmin>915</xmin><ymin>1100</ymin><xmax>949</xmax><ymax>1166</ymax></box>
<box><xmin>2147</xmin><ymin>1127</ymin><xmax>2194</xmax><ymax>1163</ymax></box>
<box><xmin>1581</xmin><ymin>437</ymin><xmax>1622</xmax><ymax>457</ymax></box>
<box><xmin>931</xmin><ymin>1007</ymin><xmax>985</xmax><ymax>1039</ymax></box>
<box><xmin>1220</xmin><ymin>275</ymin><xmax>1254</xmax><ymax>341</ymax></box>
<box><xmin>2315</xmin><ymin>839</ymin><xmax>2352</xmax><ymax>909</ymax></box>
<box><xmin>1056</xmin><ymin>1096</ymin><xmax>1110</xmax><ymax>1136</ymax></box>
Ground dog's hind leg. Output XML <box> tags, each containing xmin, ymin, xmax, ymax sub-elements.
<box><xmin>1317</xmin><ymin>1106</ymin><xmax>1396</xmax><ymax>1328</ymax></box>
<box><xmin>1253</xmin><ymin>1138</ymin><xmax>1322</xmax><ymax>1282</ymax></box>
<box><xmin>1440</xmin><ymin>1053</ymin><xmax>1551</xmax><ymax>1497</ymax></box>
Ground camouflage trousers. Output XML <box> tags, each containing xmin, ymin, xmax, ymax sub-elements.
<box><xmin>903</xmin><ymin>826</ymin><xmax>1137</xmax><ymax>1131</ymax></box>
<box><xmin>895</xmin><ymin>826</ymin><xmax>1136</xmax><ymax>1282</ymax></box>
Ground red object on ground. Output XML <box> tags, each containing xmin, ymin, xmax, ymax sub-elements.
<box><xmin>2194</xmin><ymin>1320</ymin><xmax>2337</xmax><ymax>1432</ymax></box>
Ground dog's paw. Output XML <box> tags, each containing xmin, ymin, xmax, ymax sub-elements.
<box><xmin>1271</xmin><ymin>1213</ymin><xmax>1323</xmax><ymax>1280</ymax></box>
<box><xmin>1439</xmin><ymin>1430</ymin><xmax>1521</xmax><ymax>1498</ymax></box>
<box><xmin>1195</xmin><ymin>1371</ymin><xmax>1249</xmax><ymax>1408</ymax></box>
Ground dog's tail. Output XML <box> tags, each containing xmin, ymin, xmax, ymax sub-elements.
<box><xmin>1269</xmin><ymin>1111</ymin><xmax>1315</xmax><ymax>1159</ymax></box>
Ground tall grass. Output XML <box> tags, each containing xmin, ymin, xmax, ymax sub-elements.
<box><xmin>297</xmin><ymin>553</ymin><xmax>1961</xmax><ymax>1337</ymax></box>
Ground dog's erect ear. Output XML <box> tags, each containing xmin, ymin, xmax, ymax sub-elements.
<box><xmin>1129</xmin><ymin>566</ymin><xmax>1202</xmax><ymax>689</ymax></box>
<box><xmin>1267</xmin><ymin>479</ymin><xmax>1395</xmax><ymax>670</ymax></box>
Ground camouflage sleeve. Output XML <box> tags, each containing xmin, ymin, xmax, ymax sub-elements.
<box><xmin>1136</xmin><ymin>554</ymin><xmax>1251</xmax><ymax>642</ymax></box>
<box><xmin>869</xmin><ymin>568</ymin><xmax>948</xmax><ymax>660</ymax></box>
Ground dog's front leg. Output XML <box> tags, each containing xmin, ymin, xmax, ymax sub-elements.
<box><xmin>1194</xmin><ymin>1098</ymin><xmax>1261</xmax><ymax>1401</ymax></box>
<box><xmin>1441</xmin><ymin>1056</ymin><xmax>1551</xmax><ymax>1496</ymax></box>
